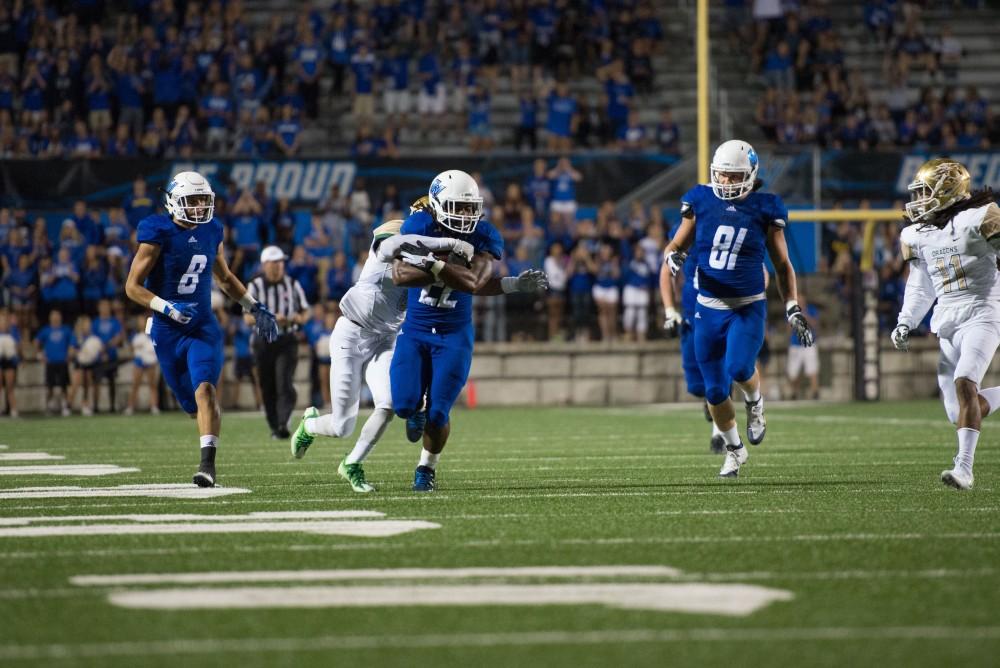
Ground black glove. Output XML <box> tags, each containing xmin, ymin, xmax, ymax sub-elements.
<box><xmin>787</xmin><ymin>303</ymin><xmax>814</xmax><ymax>347</ymax></box>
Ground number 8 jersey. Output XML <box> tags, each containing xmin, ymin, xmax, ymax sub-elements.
<box><xmin>136</xmin><ymin>213</ymin><xmax>224</xmax><ymax>330</ymax></box>
<box><xmin>900</xmin><ymin>204</ymin><xmax>1000</xmax><ymax>331</ymax></box>
<box><xmin>680</xmin><ymin>184</ymin><xmax>787</xmax><ymax>303</ymax></box>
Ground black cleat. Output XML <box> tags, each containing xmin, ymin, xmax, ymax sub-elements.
<box><xmin>709</xmin><ymin>434</ymin><xmax>726</xmax><ymax>454</ymax></box>
<box><xmin>194</xmin><ymin>446</ymin><xmax>217</xmax><ymax>487</ymax></box>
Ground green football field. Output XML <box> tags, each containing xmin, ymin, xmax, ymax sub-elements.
<box><xmin>1</xmin><ymin>400</ymin><xmax>998</xmax><ymax>667</ymax></box>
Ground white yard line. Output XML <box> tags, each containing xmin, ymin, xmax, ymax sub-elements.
<box><xmin>0</xmin><ymin>453</ymin><xmax>64</xmax><ymax>461</ymax></box>
<box><xmin>0</xmin><ymin>465</ymin><xmax>139</xmax><ymax>477</ymax></box>
<box><xmin>1</xmin><ymin>626</ymin><xmax>998</xmax><ymax>660</ymax></box>
<box><xmin>0</xmin><ymin>519</ymin><xmax>439</xmax><ymax>539</ymax></box>
<box><xmin>0</xmin><ymin>511</ymin><xmax>383</xmax><ymax>526</ymax></box>
<box><xmin>0</xmin><ymin>484</ymin><xmax>250</xmax><ymax>500</ymax></box>
<box><xmin>70</xmin><ymin>565</ymin><xmax>683</xmax><ymax>587</ymax></box>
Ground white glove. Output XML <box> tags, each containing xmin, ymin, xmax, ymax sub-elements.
<box><xmin>663</xmin><ymin>307</ymin><xmax>682</xmax><ymax>338</ymax></box>
<box><xmin>891</xmin><ymin>324</ymin><xmax>910</xmax><ymax>351</ymax></box>
<box><xmin>665</xmin><ymin>249</ymin><xmax>687</xmax><ymax>276</ymax></box>
<box><xmin>450</xmin><ymin>240</ymin><xmax>475</xmax><ymax>263</ymax></box>
<box><xmin>398</xmin><ymin>241</ymin><xmax>439</xmax><ymax>271</ymax></box>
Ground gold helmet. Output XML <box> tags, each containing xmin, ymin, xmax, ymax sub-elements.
<box><xmin>905</xmin><ymin>157</ymin><xmax>971</xmax><ymax>221</ymax></box>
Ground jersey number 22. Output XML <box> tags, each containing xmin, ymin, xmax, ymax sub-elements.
<box><xmin>178</xmin><ymin>254</ymin><xmax>208</xmax><ymax>294</ymax></box>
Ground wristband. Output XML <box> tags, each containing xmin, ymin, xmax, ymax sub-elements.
<box><xmin>149</xmin><ymin>296</ymin><xmax>170</xmax><ymax>315</ymax></box>
<box><xmin>501</xmin><ymin>276</ymin><xmax>518</xmax><ymax>293</ymax></box>
<box><xmin>429</xmin><ymin>259</ymin><xmax>445</xmax><ymax>277</ymax></box>
<box><xmin>238</xmin><ymin>292</ymin><xmax>258</xmax><ymax>311</ymax></box>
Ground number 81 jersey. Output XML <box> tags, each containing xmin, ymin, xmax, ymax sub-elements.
<box><xmin>900</xmin><ymin>204</ymin><xmax>1000</xmax><ymax>324</ymax></box>
<box><xmin>681</xmin><ymin>184</ymin><xmax>787</xmax><ymax>301</ymax></box>
<box><xmin>136</xmin><ymin>213</ymin><xmax>223</xmax><ymax>329</ymax></box>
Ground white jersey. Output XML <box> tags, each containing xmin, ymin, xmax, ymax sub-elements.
<box><xmin>900</xmin><ymin>203</ymin><xmax>1000</xmax><ymax>333</ymax></box>
<box><xmin>337</xmin><ymin>223</ymin><xmax>465</xmax><ymax>337</ymax></box>
<box><xmin>337</xmin><ymin>245</ymin><xmax>406</xmax><ymax>337</ymax></box>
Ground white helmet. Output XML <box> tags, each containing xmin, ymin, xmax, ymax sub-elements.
<box><xmin>428</xmin><ymin>169</ymin><xmax>483</xmax><ymax>234</ymax></box>
<box><xmin>164</xmin><ymin>171</ymin><xmax>215</xmax><ymax>224</ymax></box>
<box><xmin>710</xmin><ymin>139</ymin><xmax>759</xmax><ymax>200</ymax></box>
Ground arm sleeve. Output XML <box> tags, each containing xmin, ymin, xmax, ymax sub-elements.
<box><xmin>897</xmin><ymin>259</ymin><xmax>937</xmax><ymax>329</ymax></box>
<box><xmin>375</xmin><ymin>234</ymin><xmax>459</xmax><ymax>262</ymax></box>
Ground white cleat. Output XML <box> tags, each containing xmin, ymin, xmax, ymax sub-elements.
<box><xmin>719</xmin><ymin>443</ymin><xmax>748</xmax><ymax>478</ymax></box>
<box><xmin>941</xmin><ymin>466</ymin><xmax>973</xmax><ymax>490</ymax></box>
<box><xmin>745</xmin><ymin>397</ymin><xmax>766</xmax><ymax>445</ymax></box>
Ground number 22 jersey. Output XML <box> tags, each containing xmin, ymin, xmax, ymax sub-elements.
<box><xmin>136</xmin><ymin>213</ymin><xmax>224</xmax><ymax>331</ymax></box>
<box><xmin>400</xmin><ymin>197</ymin><xmax>504</xmax><ymax>334</ymax></box>
<box><xmin>680</xmin><ymin>184</ymin><xmax>787</xmax><ymax>304</ymax></box>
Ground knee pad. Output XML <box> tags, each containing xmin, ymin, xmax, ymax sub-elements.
<box><xmin>728</xmin><ymin>362</ymin><xmax>756</xmax><ymax>385</ymax></box>
<box><xmin>705</xmin><ymin>386</ymin><xmax>730</xmax><ymax>406</ymax></box>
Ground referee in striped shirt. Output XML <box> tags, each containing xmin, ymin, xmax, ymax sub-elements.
<box><xmin>246</xmin><ymin>246</ymin><xmax>310</xmax><ymax>439</ymax></box>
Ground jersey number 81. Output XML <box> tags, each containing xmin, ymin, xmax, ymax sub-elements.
<box><xmin>709</xmin><ymin>225</ymin><xmax>748</xmax><ymax>270</ymax></box>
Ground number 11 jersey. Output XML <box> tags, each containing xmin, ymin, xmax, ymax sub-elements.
<box><xmin>680</xmin><ymin>184</ymin><xmax>787</xmax><ymax>302</ymax></box>
<box><xmin>136</xmin><ymin>213</ymin><xmax>224</xmax><ymax>331</ymax></box>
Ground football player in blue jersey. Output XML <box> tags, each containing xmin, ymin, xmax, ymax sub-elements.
<box><xmin>663</xmin><ymin>140</ymin><xmax>813</xmax><ymax>477</ymax></box>
<box><xmin>660</xmin><ymin>246</ymin><xmax>725</xmax><ymax>454</ymax></box>
<box><xmin>125</xmin><ymin>171</ymin><xmax>279</xmax><ymax>487</ymax></box>
<box><xmin>389</xmin><ymin>170</ymin><xmax>548</xmax><ymax>491</ymax></box>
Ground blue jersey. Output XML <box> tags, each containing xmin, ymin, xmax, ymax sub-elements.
<box><xmin>680</xmin><ymin>184</ymin><xmax>786</xmax><ymax>300</ymax></box>
<box><xmin>136</xmin><ymin>214</ymin><xmax>224</xmax><ymax>332</ymax></box>
<box><xmin>400</xmin><ymin>199</ymin><xmax>503</xmax><ymax>334</ymax></box>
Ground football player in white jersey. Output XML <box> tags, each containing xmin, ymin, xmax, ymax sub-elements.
<box><xmin>288</xmin><ymin>220</ymin><xmax>474</xmax><ymax>492</ymax></box>
<box><xmin>892</xmin><ymin>157</ymin><xmax>1000</xmax><ymax>490</ymax></box>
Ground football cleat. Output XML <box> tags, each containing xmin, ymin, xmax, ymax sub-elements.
<box><xmin>290</xmin><ymin>407</ymin><xmax>320</xmax><ymax>459</ymax></box>
<box><xmin>718</xmin><ymin>443</ymin><xmax>748</xmax><ymax>478</ymax></box>
<box><xmin>703</xmin><ymin>400</ymin><xmax>713</xmax><ymax>423</ymax></box>
<box><xmin>338</xmin><ymin>457</ymin><xmax>375</xmax><ymax>493</ymax></box>
<box><xmin>745</xmin><ymin>397</ymin><xmax>766</xmax><ymax>445</ymax></box>
<box><xmin>412</xmin><ymin>465</ymin><xmax>436</xmax><ymax>492</ymax></box>
<box><xmin>405</xmin><ymin>410</ymin><xmax>427</xmax><ymax>443</ymax></box>
<box><xmin>709</xmin><ymin>434</ymin><xmax>726</xmax><ymax>454</ymax></box>
<box><xmin>941</xmin><ymin>460</ymin><xmax>973</xmax><ymax>490</ymax></box>
<box><xmin>193</xmin><ymin>447</ymin><xmax>217</xmax><ymax>487</ymax></box>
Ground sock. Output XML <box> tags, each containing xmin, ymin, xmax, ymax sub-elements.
<box><xmin>956</xmin><ymin>428</ymin><xmax>979</xmax><ymax>472</ymax></box>
<box><xmin>712</xmin><ymin>421</ymin><xmax>722</xmax><ymax>437</ymax></box>
<box><xmin>743</xmin><ymin>387</ymin><xmax>761</xmax><ymax>403</ymax></box>
<box><xmin>721</xmin><ymin>425</ymin><xmax>740</xmax><ymax>446</ymax></box>
<box><xmin>304</xmin><ymin>417</ymin><xmax>320</xmax><ymax>435</ymax></box>
<box><xmin>346</xmin><ymin>408</ymin><xmax>393</xmax><ymax>464</ymax></box>
<box><xmin>978</xmin><ymin>386</ymin><xmax>1000</xmax><ymax>417</ymax></box>
<box><xmin>419</xmin><ymin>448</ymin><xmax>440</xmax><ymax>470</ymax></box>
<box><xmin>200</xmin><ymin>435</ymin><xmax>218</xmax><ymax>448</ymax></box>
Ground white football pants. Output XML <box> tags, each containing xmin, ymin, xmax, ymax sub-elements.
<box><xmin>937</xmin><ymin>319</ymin><xmax>1000</xmax><ymax>424</ymax></box>
<box><xmin>309</xmin><ymin>317</ymin><xmax>396</xmax><ymax>438</ymax></box>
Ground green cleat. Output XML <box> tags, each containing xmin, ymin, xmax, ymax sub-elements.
<box><xmin>290</xmin><ymin>407</ymin><xmax>320</xmax><ymax>459</ymax></box>
<box><xmin>338</xmin><ymin>457</ymin><xmax>375</xmax><ymax>493</ymax></box>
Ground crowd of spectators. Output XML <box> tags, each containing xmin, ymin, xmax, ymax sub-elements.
<box><xmin>0</xmin><ymin>0</ymin><xmax>679</xmax><ymax>159</ymax></box>
<box><xmin>745</xmin><ymin>0</ymin><xmax>996</xmax><ymax>151</ymax></box>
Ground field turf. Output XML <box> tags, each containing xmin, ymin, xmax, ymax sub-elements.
<box><xmin>0</xmin><ymin>400</ymin><xmax>998</xmax><ymax>667</ymax></box>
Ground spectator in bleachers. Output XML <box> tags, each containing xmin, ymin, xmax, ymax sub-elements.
<box><xmin>4</xmin><ymin>253</ymin><xmax>37</xmax><ymax>333</ymax></box>
<box><xmin>200</xmin><ymin>81</ymin><xmax>233</xmax><ymax>154</ymax></box>
<box><xmin>544</xmin><ymin>241</ymin><xmax>568</xmax><ymax>341</ymax></box>
<box><xmin>864</xmin><ymin>0</ymin><xmax>895</xmax><ymax>46</ymax></box>
<box><xmin>381</xmin><ymin>45</ymin><xmax>411</xmax><ymax>126</ymax></box>
<box><xmin>548</xmin><ymin>157</ymin><xmax>582</xmax><ymax>234</ymax></box>
<box><xmin>229</xmin><ymin>188</ymin><xmax>264</xmax><ymax>282</ymax></box>
<box><xmin>655</xmin><ymin>108</ymin><xmax>680</xmax><ymax>154</ymax></box>
<box><xmin>274</xmin><ymin>104</ymin><xmax>303</xmax><ymax>157</ymax></box>
<box><xmin>937</xmin><ymin>24</ymin><xmax>963</xmax><ymax>80</ymax></box>
<box><xmin>417</xmin><ymin>42</ymin><xmax>446</xmax><ymax>137</ymax></box>
<box><xmin>325</xmin><ymin>12</ymin><xmax>351</xmax><ymax>97</ymax></box>
<box><xmin>67</xmin><ymin>119</ymin><xmax>100</xmax><ymax>157</ymax></box>
<box><xmin>124</xmin><ymin>313</ymin><xmax>159</xmax><ymax>415</ymax></box>
<box><xmin>350</xmin><ymin>121</ymin><xmax>385</xmax><ymax>157</ymax></box>
<box><xmin>91</xmin><ymin>298</ymin><xmax>122</xmax><ymax>412</ymax></box>
<box><xmin>617</xmin><ymin>110</ymin><xmax>648</xmax><ymax>152</ymax></box>
<box><xmin>0</xmin><ymin>309</ymin><xmax>19</xmax><ymax>417</ymax></box>
<box><xmin>36</xmin><ymin>308</ymin><xmax>74</xmax><ymax>417</ymax></box>
<box><xmin>42</xmin><ymin>247</ymin><xmax>80</xmax><ymax>323</ymax></box>
<box><xmin>763</xmin><ymin>40</ymin><xmax>795</xmax><ymax>90</ymax></box>
<box><xmin>287</xmin><ymin>246</ymin><xmax>319</xmax><ymax>306</ymax></box>
<box><xmin>622</xmin><ymin>240</ymin><xmax>653</xmax><ymax>343</ymax></box>
<box><xmin>451</xmin><ymin>39</ymin><xmax>479</xmax><ymax>125</ymax></box>
<box><xmin>293</xmin><ymin>28</ymin><xmax>324</xmax><ymax>120</ymax></box>
<box><xmin>68</xmin><ymin>313</ymin><xmax>97</xmax><ymax>415</ymax></box>
<box><xmin>602</xmin><ymin>61</ymin><xmax>634</xmax><ymax>140</ymax></box>
<box><xmin>325</xmin><ymin>250</ymin><xmax>351</xmax><ymax>312</ymax></box>
<box><xmin>514</xmin><ymin>89</ymin><xmax>538</xmax><ymax>152</ymax></box>
<box><xmin>79</xmin><ymin>246</ymin><xmax>107</xmax><ymax>316</ymax></box>
<box><xmin>168</xmin><ymin>104</ymin><xmax>198</xmax><ymax>156</ymax></box>
<box><xmin>122</xmin><ymin>178</ymin><xmax>153</xmax><ymax>228</ymax></box>
<box><xmin>350</xmin><ymin>41</ymin><xmax>376</xmax><ymax>122</ymax></box>
<box><xmin>106</xmin><ymin>123</ymin><xmax>138</xmax><ymax>157</ymax></box>
<box><xmin>567</xmin><ymin>242</ymin><xmax>597</xmax><ymax>342</ymax></box>
<box><xmin>545</xmin><ymin>81</ymin><xmax>577</xmax><ymax>153</ymax></box>
<box><xmin>467</xmin><ymin>84</ymin><xmax>493</xmax><ymax>153</ymax></box>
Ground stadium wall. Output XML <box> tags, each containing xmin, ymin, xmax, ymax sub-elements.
<box><xmin>7</xmin><ymin>339</ymin><xmax>955</xmax><ymax>414</ymax></box>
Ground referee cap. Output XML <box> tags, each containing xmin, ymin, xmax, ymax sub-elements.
<box><xmin>261</xmin><ymin>246</ymin><xmax>287</xmax><ymax>262</ymax></box>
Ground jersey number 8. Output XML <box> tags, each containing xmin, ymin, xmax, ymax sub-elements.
<box><xmin>708</xmin><ymin>225</ymin><xmax>748</xmax><ymax>270</ymax></box>
<box><xmin>178</xmin><ymin>254</ymin><xmax>208</xmax><ymax>295</ymax></box>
